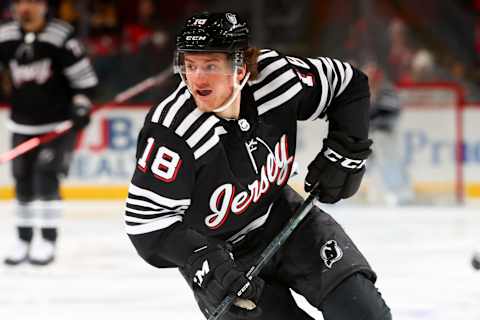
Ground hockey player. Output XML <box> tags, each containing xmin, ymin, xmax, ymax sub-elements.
<box><xmin>362</xmin><ymin>61</ymin><xmax>413</xmax><ymax>206</ymax></box>
<box><xmin>125</xmin><ymin>12</ymin><xmax>391</xmax><ymax>320</ymax></box>
<box><xmin>0</xmin><ymin>0</ymin><xmax>98</xmax><ymax>266</ymax></box>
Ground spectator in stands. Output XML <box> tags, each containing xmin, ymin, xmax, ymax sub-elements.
<box><xmin>115</xmin><ymin>0</ymin><xmax>174</xmax><ymax>102</ymax></box>
<box><xmin>122</xmin><ymin>0</ymin><xmax>158</xmax><ymax>54</ymax></box>
<box><xmin>58</xmin><ymin>0</ymin><xmax>79</xmax><ymax>27</ymax></box>
<box><xmin>1</xmin><ymin>1</ymin><xmax>13</xmax><ymax>19</ymax></box>
<box><xmin>90</xmin><ymin>0</ymin><xmax>118</xmax><ymax>33</ymax></box>
<box><xmin>409</xmin><ymin>49</ymin><xmax>436</xmax><ymax>82</ymax></box>
<box><xmin>387</xmin><ymin>18</ymin><xmax>415</xmax><ymax>83</ymax></box>
<box><xmin>86</xmin><ymin>0</ymin><xmax>121</xmax><ymax>58</ymax></box>
<box><xmin>395</xmin><ymin>48</ymin><xmax>437</xmax><ymax>85</ymax></box>
<box><xmin>449</xmin><ymin>60</ymin><xmax>480</xmax><ymax>101</ymax></box>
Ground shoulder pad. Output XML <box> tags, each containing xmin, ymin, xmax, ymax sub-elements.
<box><xmin>147</xmin><ymin>81</ymin><xmax>226</xmax><ymax>160</ymax></box>
<box><xmin>38</xmin><ymin>19</ymin><xmax>74</xmax><ymax>47</ymax></box>
<box><xmin>0</xmin><ymin>21</ymin><xmax>21</xmax><ymax>43</ymax></box>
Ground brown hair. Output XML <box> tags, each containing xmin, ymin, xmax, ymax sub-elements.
<box><xmin>244</xmin><ymin>47</ymin><xmax>261</xmax><ymax>80</ymax></box>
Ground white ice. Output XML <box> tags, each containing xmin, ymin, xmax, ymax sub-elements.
<box><xmin>1</xmin><ymin>201</ymin><xmax>479</xmax><ymax>320</ymax></box>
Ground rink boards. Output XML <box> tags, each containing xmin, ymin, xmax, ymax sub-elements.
<box><xmin>0</xmin><ymin>104</ymin><xmax>479</xmax><ymax>204</ymax></box>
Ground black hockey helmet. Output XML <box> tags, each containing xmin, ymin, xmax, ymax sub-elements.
<box><xmin>174</xmin><ymin>12</ymin><xmax>252</xmax><ymax>113</ymax></box>
<box><xmin>176</xmin><ymin>12</ymin><xmax>249</xmax><ymax>53</ymax></box>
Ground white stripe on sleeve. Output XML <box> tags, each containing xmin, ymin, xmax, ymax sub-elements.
<box><xmin>162</xmin><ymin>90</ymin><xmax>191</xmax><ymax>128</ymax></box>
<box><xmin>64</xmin><ymin>58</ymin><xmax>98</xmax><ymax>88</ymax></box>
<box><xmin>253</xmin><ymin>69</ymin><xmax>296</xmax><ymax>101</ymax></box>
<box><xmin>193</xmin><ymin>133</ymin><xmax>219</xmax><ymax>160</ymax></box>
<box><xmin>125</xmin><ymin>215</ymin><xmax>183</xmax><ymax>235</ymax></box>
<box><xmin>125</xmin><ymin>207</ymin><xmax>177</xmax><ymax>216</ymax></box>
<box><xmin>249</xmin><ymin>58</ymin><xmax>288</xmax><ymax>85</ymax></box>
<box><xmin>152</xmin><ymin>82</ymin><xmax>186</xmax><ymax>123</ymax></box>
<box><xmin>175</xmin><ymin>108</ymin><xmax>204</xmax><ymax>137</ymax></box>
<box><xmin>308</xmin><ymin>58</ymin><xmax>330</xmax><ymax>120</ymax></box>
<box><xmin>320</xmin><ymin>57</ymin><xmax>334</xmax><ymax>106</ymax></box>
<box><xmin>70</xmin><ymin>76</ymin><xmax>98</xmax><ymax>89</ymax></box>
<box><xmin>257</xmin><ymin>50</ymin><xmax>279</xmax><ymax>63</ymax></box>
<box><xmin>125</xmin><ymin>213</ymin><xmax>183</xmax><ymax>224</ymax></box>
<box><xmin>337</xmin><ymin>62</ymin><xmax>353</xmax><ymax>96</ymax></box>
<box><xmin>126</xmin><ymin>198</ymin><xmax>164</xmax><ymax>210</ymax></box>
<box><xmin>128</xmin><ymin>183</ymin><xmax>191</xmax><ymax>208</ymax></box>
<box><xmin>257</xmin><ymin>82</ymin><xmax>302</xmax><ymax>115</ymax></box>
<box><xmin>64</xmin><ymin>58</ymin><xmax>90</xmax><ymax>77</ymax></box>
<box><xmin>193</xmin><ymin>126</ymin><xmax>226</xmax><ymax>159</ymax></box>
<box><xmin>185</xmin><ymin>116</ymin><xmax>219</xmax><ymax>148</ymax></box>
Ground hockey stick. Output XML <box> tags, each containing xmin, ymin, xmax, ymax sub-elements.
<box><xmin>0</xmin><ymin>65</ymin><xmax>172</xmax><ymax>164</ymax></box>
<box><xmin>208</xmin><ymin>193</ymin><xmax>319</xmax><ymax>320</ymax></box>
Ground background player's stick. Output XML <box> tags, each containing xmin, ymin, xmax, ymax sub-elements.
<box><xmin>0</xmin><ymin>65</ymin><xmax>173</xmax><ymax>165</ymax></box>
<box><xmin>207</xmin><ymin>192</ymin><xmax>319</xmax><ymax>320</ymax></box>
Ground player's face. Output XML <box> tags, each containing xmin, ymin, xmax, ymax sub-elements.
<box><xmin>12</xmin><ymin>0</ymin><xmax>47</xmax><ymax>31</ymax></box>
<box><xmin>183</xmin><ymin>52</ymin><xmax>244</xmax><ymax>112</ymax></box>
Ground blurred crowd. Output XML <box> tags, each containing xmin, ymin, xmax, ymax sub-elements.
<box><xmin>0</xmin><ymin>0</ymin><xmax>210</xmax><ymax>102</ymax></box>
<box><xmin>1</xmin><ymin>0</ymin><xmax>479</xmax><ymax>103</ymax></box>
<box><xmin>312</xmin><ymin>0</ymin><xmax>480</xmax><ymax>101</ymax></box>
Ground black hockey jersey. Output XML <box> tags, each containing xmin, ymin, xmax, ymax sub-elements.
<box><xmin>0</xmin><ymin>19</ymin><xmax>98</xmax><ymax>134</ymax></box>
<box><xmin>125</xmin><ymin>49</ymin><xmax>370</xmax><ymax>268</ymax></box>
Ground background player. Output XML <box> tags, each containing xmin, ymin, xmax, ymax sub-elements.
<box><xmin>125</xmin><ymin>12</ymin><xmax>391</xmax><ymax>320</ymax></box>
<box><xmin>0</xmin><ymin>0</ymin><xmax>98</xmax><ymax>266</ymax></box>
<box><xmin>361</xmin><ymin>60</ymin><xmax>414</xmax><ymax>206</ymax></box>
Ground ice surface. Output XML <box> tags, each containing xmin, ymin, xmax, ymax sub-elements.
<box><xmin>1</xmin><ymin>201</ymin><xmax>479</xmax><ymax>320</ymax></box>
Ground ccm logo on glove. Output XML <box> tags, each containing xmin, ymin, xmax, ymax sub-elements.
<box><xmin>323</xmin><ymin>147</ymin><xmax>367</xmax><ymax>170</ymax></box>
<box><xmin>305</xmin><ymin>131</ymin><xmax>372</xmax><ymax>203</ymax></box>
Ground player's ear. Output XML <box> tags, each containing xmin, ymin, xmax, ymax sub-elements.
<box><xmin>236</xmin><ymin>64</ymin><xmax>247</xmax><ymax>82</ymax></box>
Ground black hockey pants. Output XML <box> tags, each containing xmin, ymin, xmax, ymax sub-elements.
<box><xmin>185</xmin><ymin>185</ymin><xmax>391</xmax><ymax>319</ymax></box>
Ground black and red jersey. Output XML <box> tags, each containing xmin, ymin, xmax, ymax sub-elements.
<box><xmin>125</xmin><ymin>49</ymin><xmax>370</xmax><ymax>268</ymax></box>
<box><xmin>0</xmin><ymin>19</ymin><xmax>97</xmax><ymax>134</ymax></box>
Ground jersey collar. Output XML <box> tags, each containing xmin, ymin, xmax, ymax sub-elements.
<box><xmin>217</xmin><ymin>84</ymin><xmax>259</xmax><ymax>141</ymax></box>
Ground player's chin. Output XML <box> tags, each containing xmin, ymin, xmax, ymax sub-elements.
<box><xmin>194</xmin><ymin>97</ymin><xmax>218</xmax><ymax>113</ymax></box>
<box><xmin>197</xmin><ymin>104</ymin><xmax>218</xmax><ymax>113</ymax></box>
<box><xmin>19</xmin><ymin>16</ymin><xmax>32</xmax><ymax>24</ymax></box>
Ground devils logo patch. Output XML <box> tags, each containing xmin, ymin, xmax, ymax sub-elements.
<box><xmin>320</xmin><ymin>240</ymin><xmax>343</xmax><ymax>269</ymax></box>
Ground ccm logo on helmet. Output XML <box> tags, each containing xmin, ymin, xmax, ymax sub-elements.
<box><xmin>323</xmin><ymin>147</ymin><xmax>366</xmax><ymax>170</ymax></box>
<box><xmin>186</xmin><ymin>36</ymin><xmax>207</xmax><ymax>41</ymax></box>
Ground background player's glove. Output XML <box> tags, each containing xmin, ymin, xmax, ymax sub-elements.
<box><xmin>70</xmin><ymin>94</ymin><xmax>92</xmax><ymax>130</ymax></box>
<box><xmin>185</xmin><ymin>242</ymin><xmax>264</xmax><ymax>318</ymax></box>
<box><xmin>305</xmin><ymin>131</ymin><xmax>372</xmax><ymax>203</ymax></box>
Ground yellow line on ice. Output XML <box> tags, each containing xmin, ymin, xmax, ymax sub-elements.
<box><xmin>0</xmin><ymin>186</ymin><xmax>128</xmax><ymax>200</ymax></box>
<box><xmin>0</xmin><ymin>183</ymin><xmax>479</xmax><ymax>200</ymax></box>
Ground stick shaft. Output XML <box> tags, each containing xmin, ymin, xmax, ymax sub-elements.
<box><xmin>0</xmin><ymin>66</ymin><xmax>172</xmax><ymax>164</ymax></box>
<box><xmin>208</xmin><ymin>194</ymin><xmax>318</xmax><ymax>320</ymax></box>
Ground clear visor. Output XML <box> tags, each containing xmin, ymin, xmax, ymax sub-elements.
<box><xmin>173</xmin><ymin>50</ymin><xmax>250</xmax><ymax>113</ymax></box>
<box><xmin>173</xmin><ymin>51</ymin><xmax>237</xmax><ymax>77</ymax></box>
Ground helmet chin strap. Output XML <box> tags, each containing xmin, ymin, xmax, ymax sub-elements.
<box><xmin>212</xmin><ymin>71</ymin><xmax>250</xmax><ymax>113</ymax></box>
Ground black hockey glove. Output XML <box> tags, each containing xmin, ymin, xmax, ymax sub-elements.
<box><xmin>185</xmin><ymin>242</ymin><xmax>264</xmax><ymax>318</ymax></box>
<box><xmin>70</xmin><ymin>94</ymin><xmax>92</xmax><ymax>130</ymax></box>
<box><xmin>305</xmin><ymin>131</ymin><xmax>372</xmax><ymax>204</ymax></box>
